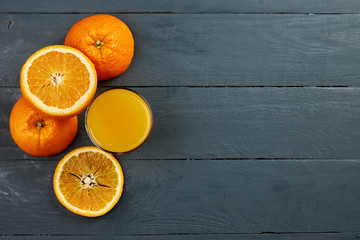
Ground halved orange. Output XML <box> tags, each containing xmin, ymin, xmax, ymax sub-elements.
<box><xmin>20</xmin><ymin>45</ymin><xmax>97</xmax><ymax>118</ymax></box>
<box><xmin>53</xmin><ymin>146</ymin><xmax>124</xmax><ymax>217</ymax></box>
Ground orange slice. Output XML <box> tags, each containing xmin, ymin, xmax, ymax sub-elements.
<box><xmin>20</xmin><ymin>45</ymin><xmax>97</xmax><ymax>118</ymax></box>
<box><xmin>53</xmin><ymin>146</ymin><xmax>124</xmax><ymax>217</ymax></box>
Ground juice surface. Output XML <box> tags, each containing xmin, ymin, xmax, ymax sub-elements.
<box><xmin>86</xmin><ymin>89</ymin><xmax>152</xmax><ymax>153</ymax></box>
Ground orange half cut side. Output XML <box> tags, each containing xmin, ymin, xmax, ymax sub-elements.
<box><xmin>20</xmin><ymin>45</ymin><xmax>97</xmax><ymax>118</ymax></box>
<box><xmin>53</xmin><ymin>146</ymin><xmax>124</xmax><ymax>217</ymax></box>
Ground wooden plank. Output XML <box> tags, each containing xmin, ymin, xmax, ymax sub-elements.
<box><xmin>1</xmin><ymin>233</ymin><xmax>359</xmax><ymax>240</ymax></box>
<box><xmin>2</xmin><ymin>87</ymin><xmax>360</xmax><ymax>160</ymax></box>
<box><xmin>0</xmin><ymin>159</ymin><xmax>360</xmax><ymax>234</ymax></box>
<box><xmin>2</xmin><ymin>14</ymin><xmax>360</xmax><ymax>87</ymax></box>
<box><xmin>2</xmin><ymin>0</ymin><xmax>360</xmax><ymax>13</ymax></box>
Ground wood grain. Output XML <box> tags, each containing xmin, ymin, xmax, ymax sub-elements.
<box><xmin>2</xmin><ymin>87</ymin><xmax>360</xmax><ymax>160</ymax></box>
<box><xmin>1</xmin><ymin>2</ymin><xmax>360</xmax><ymax>238</ymax></box>
<box><xmin>2</xmin><ymin>0</ymin><xmax>360</xmax><ymax>13</ymax></box>
<box><xmin>1</xmin><ymin>233</ymin><xmax>359</xmax><ymax>240</ymax></box>
<box><xmin>2</xmin><ymin>14</ymin><xmax>360</xmax><ymax>87</ymax></box>
<box><xmin>0</xmin><ymin>159</ymin><xmax>359</xmax><ymax>234</ymax></box>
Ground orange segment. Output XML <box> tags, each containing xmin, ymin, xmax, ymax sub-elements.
<box><xmin>53</xmin><ymin>146</ymin><xmax>124</xmax><ymax>217</ymax></box>
<box><xmin>20</xmin><ymin>45</ymin><xmax>97</xmax><ymax>118</ymax></box>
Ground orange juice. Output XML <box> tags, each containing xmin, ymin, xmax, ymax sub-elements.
<box><xmin>86</xmin><ymin>88</ymin><xmax>152</xmax><ymax>153</ymax></box>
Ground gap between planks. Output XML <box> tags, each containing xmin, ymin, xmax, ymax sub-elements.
<box><xmin>0</xmin><ymin>12</ymin><xmax>359</xmax><ymax>15</ymax></box>
<box><xmin>4</xmin><ymin>158</ymin><xmax>360</xmax><ymax>162</ymax></box>
<box><xmin>0</xmin><ymin>231</ymin><xmax>358</xmax><ymax>236</ymax></box>
<box><xmin>0</xmin><ymin>86</ymin><xmax>354</xmax><ymax>89</ymax></box>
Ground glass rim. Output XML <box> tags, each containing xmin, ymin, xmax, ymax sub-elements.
<box><xmin>85</xmin><ymin>87</ymin><xmax>153</xmax><ymax>155</ymax></box>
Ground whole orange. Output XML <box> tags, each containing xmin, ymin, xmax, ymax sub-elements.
<box><xmin>10</xmin><ymin>97</ymin><xmax>78</xmax><ymax>157</ymax></box>
<box><xmin>65</xmin><ymin>14</ymin><xmax>134</xmax><ymax>81</ymax></box>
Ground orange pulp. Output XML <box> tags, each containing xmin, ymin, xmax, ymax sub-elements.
<box><xmin>86</xmin><ymin>88</ymin><xmax>152</xmax><ymax>153</ymax></box>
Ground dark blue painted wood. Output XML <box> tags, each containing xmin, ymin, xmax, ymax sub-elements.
<box><xmin>0</xmin><ymin>159</ymin><xmax>360</xmax><ymax>234</ymax></box>
<box><xmin>2</xmin><ymin>87</ymin><xmax>360</xmax><ymax>160</ymax></box>
<box><xmin>1</xmin><ymin>233</ymin><xmax>359</xmax><ymax>240</ymax></box>
<box><xmin>1</xmin><ymin>0</ymin><xmax>360</xmax><ymax>238</ymax></box>
<box><xmin>2</xmin><ymin>0</ymin><xmax>360</xmax><ymax>13</ymax></box>
<box><xmin>2</xmin><ymin>14</ymin><xmax>360</xmax><ymax>87</ymax></box>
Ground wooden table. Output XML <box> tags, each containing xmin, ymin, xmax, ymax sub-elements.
<box><xmin>1</xmin><ymin>1</ymin><xmax>360</xmax><ymax>239</ymax></box>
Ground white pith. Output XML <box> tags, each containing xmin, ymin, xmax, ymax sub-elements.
<box><xmin>54</xmin><ymin>147</ymin><xmax>123</xmax><ymax>216</ymax></box>
<box><xmin>21</xmin><ymin>46</ymin><xmax>97</xmax><ymax>115</ymax></box>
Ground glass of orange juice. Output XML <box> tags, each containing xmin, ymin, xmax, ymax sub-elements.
<box><xmin>85</xmin><ymin>88</ymin><xmax>153</xmax><ymax>154</ymax></box>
